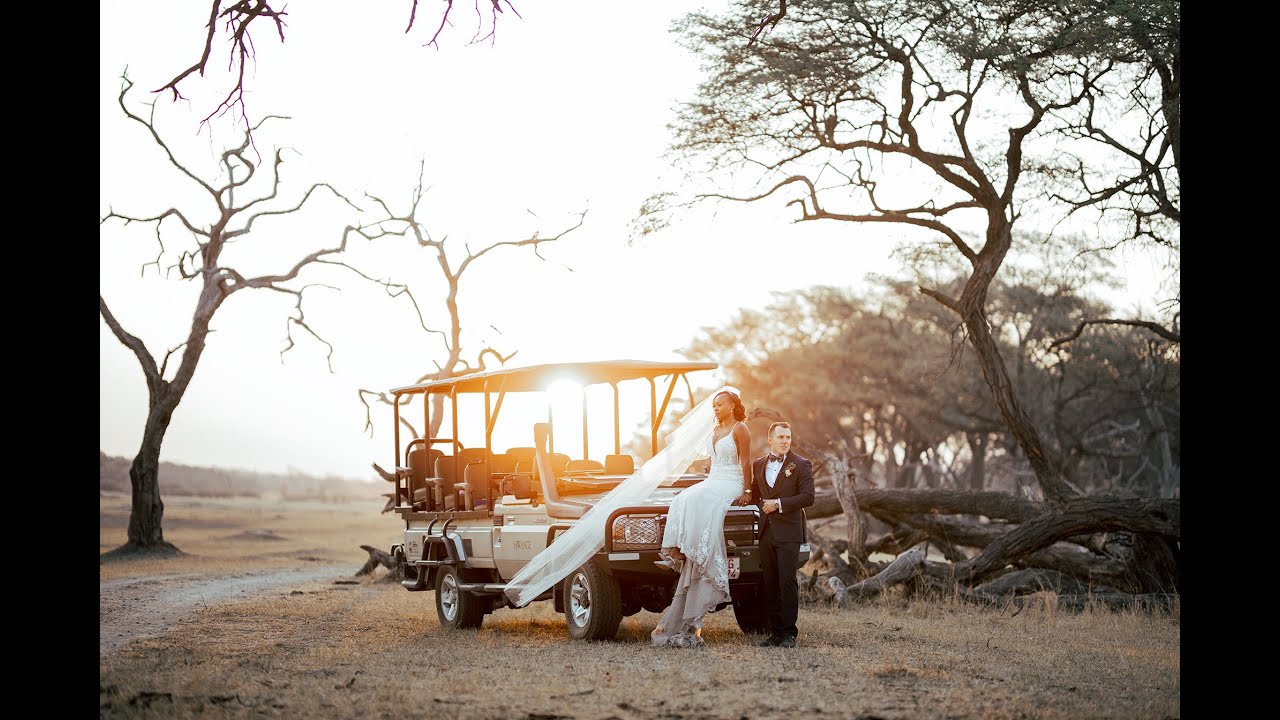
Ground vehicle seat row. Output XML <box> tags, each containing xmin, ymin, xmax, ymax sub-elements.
<box><xmin>406</xmin><ymin>445</ymin><xmax>636</xmax><ymax>510</ymax></box>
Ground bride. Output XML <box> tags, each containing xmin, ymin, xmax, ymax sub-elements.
<box><xmin>651</xmin><ymin>389</ymin><xmax>752</xmax><ymax>647</ymax></box>
<box><xmin>502</xmin><ymin>385</ymin><xmax>751</xmax><ymax>634</ymax></box>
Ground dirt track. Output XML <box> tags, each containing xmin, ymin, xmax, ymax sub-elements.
<box><xmin>99</xmin><ymin>565</ymin><xmax>351</xmax><ymax>658</ymax></box>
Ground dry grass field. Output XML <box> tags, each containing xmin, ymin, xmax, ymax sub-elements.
<box><xmin>100</xmin><ymin>492</ymin><xmax>1180</xmax><ymax>719</ymax></box>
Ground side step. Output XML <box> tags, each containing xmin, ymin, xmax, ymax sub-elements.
<box><xmin>456</xmin><ymin>583</ymin><xmax>509</xmax><ymax>596</ymax></box>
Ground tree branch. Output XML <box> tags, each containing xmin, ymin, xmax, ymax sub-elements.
<box><xmin>748</xmin><ymin>0</ymin><xmax>786</xmax><ymax>45</ymax></box>
<box><xmin>1050</xmin><ymin>319</ymin><xmax>1179</xmax><ymax>349</ymax></box>
<box><xmin>100</xmin><ymin>296</ymin><xmax>163</xmax><ymax>400</ymax></box>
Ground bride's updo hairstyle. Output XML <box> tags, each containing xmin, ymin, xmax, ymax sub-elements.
<box><xmin>715</xmin><ymin>389</ymin><xmax>746</xmax><ymax>422</ymax></box>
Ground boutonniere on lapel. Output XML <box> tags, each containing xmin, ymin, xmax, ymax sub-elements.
<box><xmin>784</xmin><ymin>462</ymin><xmax>796</xmax><ymax>477</ymax></box>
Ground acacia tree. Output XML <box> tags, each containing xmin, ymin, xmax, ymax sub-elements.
<box><xmin>1035</xmin><ymin>0</ymin><xmax>1180</xmax><ymax>249</ymax></box>
<box><xmin>1021</xmin><ymin>0</ymin><xmax>1181</xmax><ymax>349</ymax></box>
<box><xmin>100</xmin><ymin>78</ymin><xmax>369</xmax><ymax>557</ymax></box>
<box><xmin>656</xmin><ymin>0</ymin><xmax>1111</xmax><ymax>504</ymax></box>
<box><xmin>650</xmin><ymin>0</ymin><xmax>1179</xmax><ymax>594</ymax></box>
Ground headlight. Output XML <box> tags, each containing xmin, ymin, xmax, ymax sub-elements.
<box><xmin>611</xmin><ymin>515</ymin><xmax>663</xmax><ymax>550</ymax></box>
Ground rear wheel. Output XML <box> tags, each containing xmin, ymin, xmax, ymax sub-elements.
<box><xmin>731</xmin><ymin>584</ymin><xmax>770</xmax><ymax>635</ymax></box>
<box><xmin>436</xmin><ymin>565</ymin><xmax>485</xmax><ymax>629</ymax></box>
<box><xmin>563</xmin><ymin>562</ymin><xmax>623</xmax><ymax>640</ymax></box>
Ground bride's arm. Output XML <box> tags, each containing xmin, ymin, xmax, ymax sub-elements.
<box><xmin>733</xmin><ymin>422</ymin><xmax>752</xmax><ymax>504</ymax></box>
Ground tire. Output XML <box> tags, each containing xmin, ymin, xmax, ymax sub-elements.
<box><xmin>563</xmin><ymin>561</ymin><xmax>623</xmax><ymax>641</ymax></box>
<box><xmin>436</xmin><ymin>565</ymin><xmax>485</xmax><ymax>630</ymax></box>
<box><xmin>731</xmin><ymin>585</ymin><xmax>770</xmax><ymax>635</ymax></box>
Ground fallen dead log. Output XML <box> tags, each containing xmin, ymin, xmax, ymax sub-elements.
<box><xmin>1024</xmin><ymin>545</ymin><xmax>1128</xmax><ymax>587</ymax></box>
<box><xmin>892</xmin><ymin>514</ymin><xmax>1129</xmax><ymax>587</ymax></box>
<box><xmin>972</xmin><ymin>567</ymin><xmax>1096</xmax><ymax>597</ymax></box>
<box><xmin>902</xmin><ymin>564</ymin><xmax>1174</xmax><ymax>614</ymax></box>
<box><xmin>867</xmin><ymin>527</ymin><xmax>930</xmax><ymax>556</ymax></box>
<box><xmin>827</xmin><ymin>547</ymin><xmax>926</xmax><ymax>604</ymax></box>
<box><xmin>899</xmin><ymin>514</ymin><xmax>1006</xmax><ymax>547</ymax></box>
<box><xmin>814</xmin><ymin>488</ymin><xmax>1177</xmax><ymax>592</ymax></box>
<box><xmin>806</xmin><ymin>523</ymin><xmax>851</xmax><ymax>576</ymax></box>
<box><xmin>356</xmin><ymin>545</ymin><xmax>402</xmax><ymax>581</ymax></box>
<box><xmin>953</xmin><ymin>496</ymin><xmax>1180</xmax><ymax>584</ymax></box>
<box><xmin>809</xmin><ymin>488</ymin><xmax>1044</xmax><ymax>523</ymax></box>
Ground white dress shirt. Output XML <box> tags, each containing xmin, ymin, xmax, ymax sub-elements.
<box><xmin>764</xmin><ymin>454</ymin><xmax>784</xmax><ymax>511</ymax></box>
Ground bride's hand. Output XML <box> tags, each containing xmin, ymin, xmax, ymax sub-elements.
<box><xmin>734</xmin><ymin>492</ymin><xmax>752</xmax><ymax>506</ymax></box>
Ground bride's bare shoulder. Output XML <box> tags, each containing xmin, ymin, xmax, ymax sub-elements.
<box><xmin>732</xmin><ymin>421</ymin><xmax>750</xmax><ymax>439</ymax></box>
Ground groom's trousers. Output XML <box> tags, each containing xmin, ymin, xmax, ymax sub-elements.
<box><xmin>760</xmin><ymin>525</ymin><xmax>801</xmax><ymax>639</ymax></box>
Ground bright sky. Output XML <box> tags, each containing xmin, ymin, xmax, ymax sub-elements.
<box><xmin>100</xmin><ymin>1</ymin><xmax>1173</xmax><ymax>480</ymax></box>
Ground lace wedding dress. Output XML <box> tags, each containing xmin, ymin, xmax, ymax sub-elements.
<box><xmin>650</xmin><ymin>429</ymin><xmax>743</xmax><ymax>647</ymax></box>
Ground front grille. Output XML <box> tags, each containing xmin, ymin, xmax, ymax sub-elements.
<box><xmin>612</xmin><ymin>515</ymin><xmax>664</xmax><ymax>550</ymax></box>
<box><xmin>611</xmin><ymin>510</ymin><xmax>759</xmax><ymax>551</ymax></box>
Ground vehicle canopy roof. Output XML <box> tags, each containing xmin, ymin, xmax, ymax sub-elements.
<box><xmin>391</xmin><ymin>360</ymin><xmax>718</xmax><ymax>396</ymax></box>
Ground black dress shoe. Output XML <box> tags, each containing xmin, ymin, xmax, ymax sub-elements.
<box><xmin>777</xmin><ymin>637</ymin><xmax>797</xmax><ymax>648</ymax></box>
<box><xmin>756</xmin><ymin>635</ymin><xmax>783</xmax><ymax>647</ymax></box>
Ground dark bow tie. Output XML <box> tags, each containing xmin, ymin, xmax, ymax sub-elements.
<box><xmin>767</xmin><ymin>453</ymin><xmax>785</xmax><ymax>463</ymax></box>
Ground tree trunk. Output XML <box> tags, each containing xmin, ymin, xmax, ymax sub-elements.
<box><xmin>1098</xmin><ymin>532</ymin><xmax>1181</xmax><ymax>594</ymax></box>
<box><xmin>1140</xmin><ymin>376</ymin><xmax>1178</xmax><ymax>499</ymax></box>
<box><xmin>967</xmin><ymin>432</ymin><xmax>986</xmax><ymax>492</ymax></box>
<box><xmin>126</xmin><ymin>404</ymin><xmax>174</xmax><ymax>547</ymax></box>
<box><xmin>884</xmin><ymin>435</ymin><xmax>900</xmax><ymax>489</ymax></box>
<box><xmin>938</xmin><ymin>216</ymin><xmax>1076</xmax><ymax>506</ymax></box>
<box><xmin>429</xmin><ymin>393</ymin><xmax>446</xmax><ymax>438</ymax></box>
<box><xmin>830</xmin><ymin>462</ymin><xmax>868</xmax><ymax>572</ymax></box>
<box><xmin>103</xmin><ymin>285</ymin><xmax>221</xmax><ymax>560</ymax></box>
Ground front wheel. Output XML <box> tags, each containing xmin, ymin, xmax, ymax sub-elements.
<box><xmin>436</xmin><ymin>565</ymin><xmax>485</xmax><ymax>629</ymax></box>
<box><xmin>563</xmin><ymin>561</ymin><xmax>623</xmax><ymax>641</ymax></box>
<box><xmin>731</xmin><ymin>584</ymin><xmax>770</xmax><ymax>635</ymax></box>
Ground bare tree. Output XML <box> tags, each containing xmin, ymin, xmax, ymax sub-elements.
<box><xmin>154</xmin><ymin>1</ymin><xmax>524</xmax><ymax>131</ymax></box>
<box><xmin>353</xmin><ymin>165</ymin><xmax>586</xmax><ymax>501</ymax></box>
<box><xmin>99</xmin><ymin>77</ymin><xmax>370</xmax><ymax>557</ymax></box>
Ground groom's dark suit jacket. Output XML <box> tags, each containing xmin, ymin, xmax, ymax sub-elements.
<box><xmin>750</xmin><ymin>451</ymin><xmax>815</xmax><ymax>543</ymax></box>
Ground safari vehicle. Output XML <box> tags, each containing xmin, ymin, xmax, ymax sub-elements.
<box><xmin>387</xmin><ymin>360</ymin><xmax>809</xmax><ymax>640</ymax></box>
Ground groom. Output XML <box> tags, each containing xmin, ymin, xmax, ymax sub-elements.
<box><xmin>751</xmin><ymin>421</ymin><xmax>815</xmax><ymax>648</ymax></box>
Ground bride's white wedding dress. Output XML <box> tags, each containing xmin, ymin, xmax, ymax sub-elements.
<box><xmin>650</xmin><ymin>429</ymin><xmax>743</xmax><ymax>647</ymax></box>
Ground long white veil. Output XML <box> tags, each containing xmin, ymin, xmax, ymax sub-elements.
<box><xmin>503</xmin><ymin>385</ymin><xmax>737</xmax><ymax>608</ymax></box>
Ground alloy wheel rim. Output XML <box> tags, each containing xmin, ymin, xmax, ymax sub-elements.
<box><xmin>441</xmin><ymin>573</ymin><xmax>459</xmax><ymax>621</ymax></box>
<box><xmin>569</xmin><ymin>573</ymin><xmax>591</xmax><ymax>626</ymax></box>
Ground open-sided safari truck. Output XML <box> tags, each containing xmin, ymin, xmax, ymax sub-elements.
<box><xmin>387</xmin><ymin>360</ymin><xmax>808</xmax><ymax>640</ymax></box>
